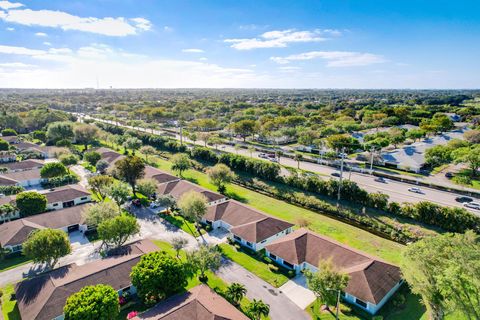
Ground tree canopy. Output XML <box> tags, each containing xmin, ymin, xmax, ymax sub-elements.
<box><xmin>23</xmin><ymin>228</ymin><xmax>71</xmax><ymax>268</ymax></box>
<box><xmin>64</xmin><ymin>284</ymin><xmax>119</xmax><ymax>320</ymax></box>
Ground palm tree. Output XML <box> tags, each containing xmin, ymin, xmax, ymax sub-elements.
<box><xmin>248</xmin><ymin>146</ymin><xmax>255</xmax><ymax>158</ymax></box>
<box><xmin>275</xmin><ymin>150</ymin><xmax>283</xmax><ymax>164</ymax></box>
<box><xmin>294</xmin><ymin>153</ymin><xmax>303</xmax><ymax>169</ymax></box>
<box><xmin>248</xmin><ymin>299</ymin><xmax>270</xmax><ymax>320</ymax></box>
<box><xmin>226</xmin><ymin>283</ymin><xmax>247</xmax><ymax>306</ymax></box>
<box><xmin>234</xmin><ymin>144</ymin><xmax>241</xmax><ymax>154</ymax></box>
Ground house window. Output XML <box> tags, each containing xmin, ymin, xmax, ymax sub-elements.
<box><xmin>80</xmin><ymin>197</ymin><xmax>88</xmax><ymax>200</ymax></box>
<box><xmin>246</xmin><ymin>241</ymin><xmax>252</xmax><ymax>247</ymax></box>
<box><xmin>355</xmin><ymin>298</ymin><xmax>367</xmax><ymax>308</ymax></box>
<box><xmin>233</xmin><ymin>235</ymin><xmax>241</xmax><ymax>241</ymax></box>
<box><xmin>11</xmin><ymin>245</ymin><xmax>22</xmax><ymax>252</ymax></box>
<box><xmin>260</xmin><ymin>240</ymin><xmax>267</xmax><ymax>244</ymax></box>
<box><xmin>283</xmin><ymin>261</ymin><xmax>294</xmax><ymax>269</ymax></box>
<box><xmin>52</xmin><ymin>203</ymin><xmax>59</xmax><ymax>207</ymax></box>
<box><xmin>269</xmin><ymin>253</ymin><xmax>277</xmax><ymax>260</ymax></box>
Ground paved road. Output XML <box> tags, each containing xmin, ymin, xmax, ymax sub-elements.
<box><xmin>217</xmin><ymin>261</ymin><xmax>310</xmax><ymax>320</ymax></box>
<box><xmin>85</xmin><ymin>116</ymin><xmax>479</xmax><ymax>214</ymax></box>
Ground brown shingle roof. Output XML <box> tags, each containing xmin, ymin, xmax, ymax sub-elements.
<box><xmin>0</xmin><ymin>203</ymin><xmax>91</xmax><ymax>246</ymax></box>
<box><xmin>204</xmin><ymin>200</ymin><xmax>293</xmax><ymax>243</ymax></box>
<box><xmin>95</xmin><ymin>148</ymin><xmax>125</xmax><ymax>168</ymax></box>
<box><xmin>0</xmin><ymin>176</ymin><xmax>18</xmax><ymax>186</ymax></box>
<box><xmin>156</xmin><ymin>180</ymin><xmax>225</xmax><ymax>203</ymax></box>
<box><xmin>230</xmin><ymin>217</ymin><xmax>293</xmax><ymax>243</ymax></box>
<box><xmin>144</xmin><ymin>166</ymin><xmax>179</xmax><ymax>184</ymax></box>
<box><xmin>265</xmin><ymin>229</ymin><xmax>401</xmax><ymax>304</ymax></box>
<box><xmin>42</xmin><ymin>184</ymin><xmax>91</xmax><ymax>204</ymax></box>
<box><xmin>0</xmin><ymin>159</ymin><xmax>43</xmax><ymax>172</ymax></box>
<box><xmin>15</xmin><ymin>239</ymin><xmax>158</xmax><ymax>320</ymax></box>
<box><xmin>1</xmin><ymin>168</ymin><xmax>42</xmax><ymax>183</ymax></box>
<box><xmin>136</xmin><ymin>284</ymin><xmax>249</xmax><ymax>320</ymax></box>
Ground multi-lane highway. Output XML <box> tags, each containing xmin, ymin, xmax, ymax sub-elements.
<box><xmin>83</xmin><ymin>115</ymin><xmax>479</xmax><ymax>214</ymax></box>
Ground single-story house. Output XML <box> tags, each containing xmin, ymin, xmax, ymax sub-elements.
<box><xmin>156</xmin><ymin>179</ymin><xmax>226</xmax><ymax>206</ymax></box>
<box><xmin>0</xmin><ymin>195</ymin><xmax>20</xmax><ymax>222</ymax></box>
<box><xmin>0</xmin><ymin>203</ymin><xmax>92</xmax><ymax>253</ymax></box>
<box><xmin>0</xmin><ymin>136</ymin><xmax>20</xmax><ymax>144</ymax></box>
<box><xmin>144</xmin><ymin>165</ymin><xmax>179</xmax><ymax>185</ymax></box>
<box><xmin>96</xmin><ymin>147</ymin><xmax>126</xmax><ymax>171</ymax></box>
<box><xmin>41</xmin><ymin>184</ymin><xmax>92</xmax><ymax>210</ymax></box>
<box><xmin>0</xmin><ymin>168</ymin><xmax>45</xmax><ymax>187</ymax></box>
<box><xmin>13</xmin><ymin>142</ymin><xmax>53</xmax><ymax>158</ymax></box>
<box><xmin>0</xmin><ymin>152</ymin><xmax>16</xmax><ymax>163</ymax></box>
<box><xmin>0</xmin><ymin>159</ymin><xmax>44</xmax><ymax>173</ymax></box>
<box><xmin>135</xmin><ymin>284</ymin><xmax>249</xmax><ymax>320</ymax></box>
<box><xmin>203</xmin><ymin>200</ymin><xmax>294</xmax><ymax>251</ymax></box>
<box><xmin>15</xmin><ymin>239</ymin><xmax>157</xmax><ymax>320</ymax></box>
<box><xmin>265</xmin><ymin>228</ymin><xmax>402</xmax><ymax>315</ymax></box>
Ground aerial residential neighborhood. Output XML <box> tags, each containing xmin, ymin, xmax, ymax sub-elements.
<box><xmin>0</xmin><ymin>1</ymin><xmax>479</xmax><ymax>320</ymax></box>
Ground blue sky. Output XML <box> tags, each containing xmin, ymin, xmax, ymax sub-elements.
<box><xmin>0</xmin><ymin>0</ymin><xmax>479</xmax><ymax>88</ymax></box>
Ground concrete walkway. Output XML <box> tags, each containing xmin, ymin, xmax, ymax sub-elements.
<box><xmin>217</xmin><ymin>260</ymin><xmax>310</xmax><ymax>320</ymax></box>
<box><xmin>279</xmin><ymin>275</ymin><xmax>316</xmax><ymax>310</ymax></box>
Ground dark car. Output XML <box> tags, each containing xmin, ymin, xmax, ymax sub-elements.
<box><xmin>331</xmin><ymin>172</ymin><xmax>341</xmax><ymax>177</ymax></box>
<box><xmin>445</xmin><ymin>172</ymin><xmax>454</xmax><ymax>179</ymax></box>
<box><xmin>455</xmin><ymin>196</ymin><xmax>474</xmax><ymax>203</ymax></box>
<box><xmin>132</xmin><ymin>199</ymin><xmax>142</xmax><ymax>207</ymax></box>
<box><xmin>374</xmin><ymin>177</ymin><xmax>386</xmax><ymax>183</ymax></box>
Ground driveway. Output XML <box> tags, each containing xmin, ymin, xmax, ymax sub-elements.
<box><xmin>279</xmin><ymin>275</ymin><xmax>316</xmax><ymax>310</ymax></box>
<box><xmin>70</xmin><ymin>164</ymin><xmax>91</xmax><ymax>187</ymax></box>
<box><xmin>217</xmin><ymin>261</ymin><xmax>310</xmax><ymax>320</ymax></box>
<box><xmin>198</xmin><ymin>227</ymin><xmax>230</xmax><ymax>245</ymax></box>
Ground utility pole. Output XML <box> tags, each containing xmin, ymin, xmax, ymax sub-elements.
<box><xmin>318</xmin><ymin>140</ymin><xmax>323</xmax><ymax>164</ymax></box>
<box><xmin>337</xmin><ymin>147</ymin><xmax>345</xmax><ymax>204</ymax></box>
<box><xmin>369</xmin><ymin>147</ymin><xmax>375</xmax><ymax>174</ymax></box>
<box><xmin>335</xmin><ymin>290</ymin><xmax>341</xmax><ymax>320</ymax></box>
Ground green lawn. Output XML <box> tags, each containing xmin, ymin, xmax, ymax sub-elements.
<box><xmin>147</xmin><ymin>155</ymin><xmax>405</xmax><ymax>264</ymax></box>
<box><xmin>219</xmin><ymin>243</ymin><xmax>291</xmax><ymax>288</ymax></box>
<box><xmin>1</xmin><ymin>284</ymin><xmax>21</xmax><ymax>320</ymax></box>
<box><xmin>0</xmin><ymin>255</ymin><xmax>31</xmax><ymax>273</ymax></box>
<box><xmin>162</xmin><ymin>213</ymin><xmax>205</xmax><ymax>237</ymax></box>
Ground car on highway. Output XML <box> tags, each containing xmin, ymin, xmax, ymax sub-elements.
<box><xmin>455</xmin><ymin>196</ymin><xmax>474</xmax><ymax>203</ymax></box>
<box><xmin>331</xmin><ymin>172</ymin><xmax>341</xmax><ymax>177</ymax></box>
<box><xmin>374</xmin><ymin>177</ymin><xmax>386</xmax><ymax>183</ymax></box>
<box><xmin>464</xmin><ymin>202</ymin><xmax>480</xmax><ymax>210</ymax></box>
<box><xmin>258</xmin><ymin>153</ymin><xmax>268</xmax><ymax>159</ymax></box>
<box><xmin>269</xmin><ymin>157</ymin><xmax>278</xmax><ymax>162</ymax></box>
<box><xmin>408</xmin><ymin>187</ymin><xmax>423</xmax><ymax>194</ymax></box>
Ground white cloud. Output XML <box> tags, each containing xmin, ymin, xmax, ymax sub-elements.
<box><xmin>130</xmin><ymin>17</ymin><xmax>152</xmax><ymax>31</ymax></box>
<box><xmin>35</xmin><ymin>32</ymin><xmax>47</xmax><ymax>37</ymax></box>
<box><xmin>278</xmin><ymin>66</ymin><xmax>301</xmax><ymax>72</ymax></box>
<box><xmin>163</xmin><ymin>26</ymin><xmax>173</xmax><ymax>32</ymax></box>
<box><xmin>43</xmin><ymin>41</ymin><xmax>51</xmax><ymax>46</ymax></box>
<box><xmin>225</xmin><ymin>29</ymin><xmax>337</xmax><ymax>50</ymax></box>
<box><xmin>0</xmin><ymin>6</ymin><xmax>152</xmax><ymax>36</ymax></box>
<box><xmin>6</xmin><ymin>27</ymin><xmax>14</xmax><ymax>31</ymax></box>
<box><xmin>199</xmin><ymin>57</ymin><xmax>208</xmax><ymax>61</ymax></box>
<box><xmin>0</xmin><ymin>44</ymin><xmax>45</xmax><ymax>55</ymax></box>
<box><xmin>0</xmin><ymin>1</ymin><xmax>23</xmax><ymax>10</ymax></box>
<box><xmin>270</xmin><ymin>51</ymin><xmax>386</xmax><ymax>67</ymax></box>
<box><xmin>182</xmin><ymin>48</ymin><xmax>204</xmax><ymax>53</ymax></box>
<box><xmin>0</xmin><ymin>62</ymin><xmax>34</xmax><ymax>68</ymax></box>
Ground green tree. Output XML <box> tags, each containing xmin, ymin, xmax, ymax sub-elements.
<box><xmin>88</xmin><ymin>175</ymin><xmax>114</xmax><ymax>200</ymax></box>
<box><xmin>1</xmin><ymin>128</ymin><xmax>17</xmax><ymax>136</ymax></box>
<box><xmin>139</xmin><ymin>145</ymin><xmax>156</xmax><ymax>161</ymax></box>
<box><xmin>171</xmin><ymin>236</ymin><xmax>188</xmax><ymax>258</ymax></box>
<box><xmin>23</xmin><ymin>229</ymin><xmax>71</xmax><ymax>268</ymax></box>
<box><xmin>294</xmin><ymin>153</ymin><xmax>303</xmax><ymax>169</ymax></box>
<box><xmin>171</xmin><ymin>153</ymin><xmax>191</xmax><ymax>177</ymax></box>
<box><xmin>432</xmin><ymin>113</ymin><xmax>454</xmax><ymax>133</ymax></box>
<box><xmin>247</xmin><ymin>299</ymin><xmax>270</xmax><ymax>320</ymax></box>
<box><xmin>388</xmin><ymin>127</ymin><xmax>406</xmax><ymax>148</ymax></box>
<box><xmin>453</xmin><ymin>145</ymin><xmax>480</xmax><ymax>177</ymax></box>
<box><xmin>248</xmin><ymin>146</ymin><xmax>255</xmax><ymax>158</ymax></box>
<box><xmin>98</xmin><ymin>214</ymin><xmax>140</xmax><ymax>249</ymax></box>
<box><xmin>0</xmin><ymin>244</ymin><xmax>11</xmax><ymax>261</ymax></box>
<box><xmin>186</xmin><ymin>245</ymin><xmax>222</xmax><ymax>281</ymax></box>
<box><xmin>226</xmin><ymin>283</ymin><xmax>247</xmax><ymax>306</ymax></box>
<box><xmin>326</xmin><ymin>134</ymin><xmax>360</xmax><ymax>153</ymax></box>
<box><xmin>95</xmin><ymin>159</ymin><xmax>109</xmax><ymax>173</ymax></box>
<box><xmin>305</xmin><ymin>259</ymin><xmax>350</xmax><ymax>311</ymax></box>
<box><xmin>123</xmin><ymin>137</ymin><xmax>142</xmax><ymax>154</ymax></box>
<box><xmin>401</xmin><ymin>231</ymin><xmax>480</xmax><ymax>320</ymax></box>
<box><xmin>107</xmin><ymin>180</ymin><xmax>131</xmax><ymax>208</ymax></box>
<box><xmin>137</xmin><ymin>178</ymin><xmax>157</xmax><ymax>197</ymax></box>
<box><xmin>83</xmin><ymin>201</ymin><xmax>120</xmax><ymax>227</ymax></box>
<box><xmin>131</xmin><ymin>251</ymin><xmax>188</xmax><ymax>305</ymax></box>
<box><xmin>156</xmin><ymin>194</ymin><xmax>177</xmax><ymax>213</ymax></box>
<box><xmin>425</xmin><ymin>145</ymin><xmax>453</xmax><ymax>168</ymax></box>
<box><xmin>73</xmin><ymin>123</ymin><xmax>99</xmax><ymax>151</ymax></box>
<box><xmin>0</xmin><ymin>139</ymin><xmax>9</xmax><ymax>151</ymax></box>
<box><xmin>114</xmin><ymin>155</ymin><xmax>145</xmax><ymax>195</ymax></box>
<box><xmin>84</xmin><ymin>151</ymin><xmax>101</xmax><ymax>167</ymax></box>
<box><xmin>64</xmin><ymin>284</ymin><xmax>119</xmax><ymax>320</ymax></box>
<box><xmin>232</xmin><ymin>119</ymin><xmax>258</xmax><ymax>141</ymax></box>
<box><xmin>178</xmin><ymin>191</ymin><xmax>208</xmax><ymax>234</ymax></box>
<box><xmin>40</xmin><ymin>162</ymin><xmax>68</xmax><ymax>178</ymax></box>
<box><xmin>60</xmin><ymin>154</ymin><xmax>79</xmax><ymax>167</ymax></box>
<box><xmin>15</xmin><ymin>191</ymin><xmax>47</xmax><ymax>216</ymax></box>
<box><xmin>46</xmin><ymin>121</ymin><xmax>74</xmax><ymax>143</ymax></box>
<box><xmin>206</xmin><ymin>163</ymin><xmax>235</xmax><ymax>193</ymax></box>
<box><xmin>32</xmin><ymin>130</ymin><xmax>47</xmax><ymax>142</ymax></box>
<box><xmin>464</xmin><ymin>129</ymin><xmax>480</xmax><ymax>144</ymax></box>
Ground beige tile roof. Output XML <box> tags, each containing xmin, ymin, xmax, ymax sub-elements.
<box><xmin>41</xmin><ymin>184</ymin><xmax>91</xmax><ymax>204</ymax></box>
<box><xmin>156</xmin><ymin>180</ymin><xmax>225</xmax><ymax>203</ymax></box>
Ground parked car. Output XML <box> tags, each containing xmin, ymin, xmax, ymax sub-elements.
<box><xmin>269</xmin><ymin>157</ymin><xmax>278</xmax><ymax>162</ymax></box>
<box><xmin>131</xmin><ymin>199</ymin><xmax>142</xmax><ymax>207</ymax></box>
<box><xmin>408</xmin><ymin>187</ymin><xmax>423</xmax><ymax>194</ymax></box>
<box><xmin>464</xmin><ymin>202</ymin><xmax>480</xmax><ymax>210</ymax></box>
<box><xmin>455</xmin><ymin>196</ymin><xmax>474</xmax><ymax>203</ymax></box>
<box><xmin>444</xmin><ymin>172</ymin><xmax>455</xmax><ymax>178</ymax></box>
<box><xmin>374</xmin><ymin>177</ymin><xmax>386</xmax><ymax>183</ymax></box>
<box><xmin>258</xmin><ymin>153</ymin><xmax>268</xmax><ymax>159</ymax></box>
<box><xmin>331</xmin><ymin>172</ymin><xmax>341</xmax><ymax>177</ymax></box>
